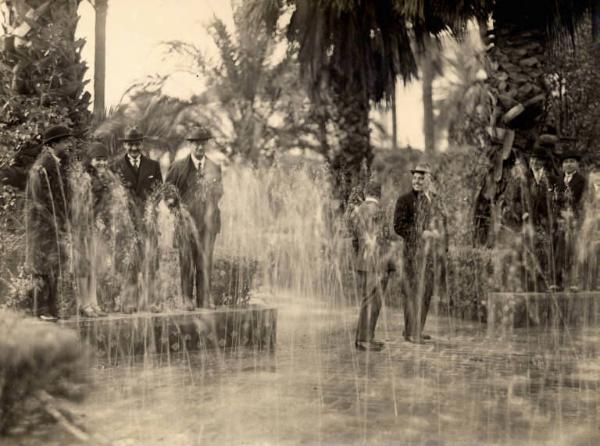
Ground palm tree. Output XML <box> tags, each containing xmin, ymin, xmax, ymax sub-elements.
<box><xmin>250</xmin><ymin>1</ymin><xmax>419</xmax><ymax>207</ymax></box>
<box><xmin>252</xmin><ymin>0</ymin><xmax>593</xmax><ymax>215</ymax></box>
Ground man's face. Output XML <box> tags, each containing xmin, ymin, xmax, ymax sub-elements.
<box><xmin>192</xmin><ymin>140</ymin><xmax>208</xmax><ymax>159</ymax></box>
<box><xmin>124</xmin><ymin>141</ymin><xmax>142</xmax><ymax>158</ymax></box>
<box><xmin>562</xmin><ymin>158</ymin><xmax>578</xmax><ymax>174</ymax></box>
<box><xmin>529</xmin><ymin>157</ymin><xmax>544</xmax><ymax>171</ymax></box>
<box><xmin>412</xmin><ymin>172</ymin><xmax>425</xmax><ymax>192</ymax></box>
<box><xmin>51</xmin><ymin>137</ymin><xmax>74</xmax><ymax>162</ymax></box>
<box><xmin>591</xmin><ymin>173</ymin><xmax>600</xmax><ymax>195</ymax></box>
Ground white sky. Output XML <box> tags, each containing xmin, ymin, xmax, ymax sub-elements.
<box><xmin>76</xmin><ymin>0</ymin><xmax>425</xmax><ymax>148</ymax></box>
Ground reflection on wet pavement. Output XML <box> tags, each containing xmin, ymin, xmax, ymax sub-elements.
<box><xmin>13</xmin><ymin>295</ymin><xmax>600</xmax><ymax>445</ymax></box>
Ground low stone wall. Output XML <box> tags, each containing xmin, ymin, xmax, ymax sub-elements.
<box><xmin>486</xmin><ymin>292</ymin><xmax>600</xmax><ymax>331</ymax></box>
<box><xmin>59</xmin><ymin>304</ymin><xmax>277</xmax><ymax>366</ymax></box>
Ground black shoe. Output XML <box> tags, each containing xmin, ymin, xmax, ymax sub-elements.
<box><xmin>405</xmin><ymin>336</ymin><xmax>425</xmax><ymax>344</ymax></box>
<box><xmin>370</xmin><ymin>339</ymin><xmax>385</xmax><ymax>347</ymax></box>
<box><xmin>355</xmin><ymin>341</ymin><xmax>384</xmax><ymax>352</ymax></box>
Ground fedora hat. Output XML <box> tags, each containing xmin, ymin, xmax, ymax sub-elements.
<box><xmin>410</xmin><ymin>162</ymin><xmax>432</xmax><ymax>175</ymax></box>
<box><xmin>42</xmin><ymin>125</ymin><xmax>73</xmax><ymax>145</ymax></box>
<box><xmin>559</xmin><ymin>150</ymin><xmax>582</xmax><ymax>161</ymax></box>
<box><xmin>529</xmin><ymin>147</ymin><xmax>551</xmax><ymax>160</ymax></box>
<box><xmin>120</xmin><ymin>127</ymin><xmax>145</xmax><ymax>142</ymax></box>
<box><xmin>186</xmin><ymin>125</ymin><xmax>213</xmax><ymax>142</ymax></box>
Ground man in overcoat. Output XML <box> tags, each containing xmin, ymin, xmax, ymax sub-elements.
<box><xmin>166</xmin><ymin>126</ymin><xmax>223</xmax><ymax>308</ymax></box>
<box><xmin>27</xmin><ymin>125</ymin><xmax>76</xmax><ymax>321</ymax></box>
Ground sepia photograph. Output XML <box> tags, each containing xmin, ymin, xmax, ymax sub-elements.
<box><xmin>0</xmin><ymin>0</ymin><xmax>599</xmax><ymax>444</ymax></box>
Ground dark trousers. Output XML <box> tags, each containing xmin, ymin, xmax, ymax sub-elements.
<box><xmin>179</xmin><ymin>231</ymin><xmax>216</xmax><ymax>307</ymax></box>
<box><xmin>402</xmin><ymin>258</ymin><xmax>434</xmax><ymax>339</ymax></box>
<box><xmin>355</xmin><ymin>270</ymin><xmax>389</xmax><ymax>342</ymax></box>
<box><xmin>32</xmin><ymin>271</ymin><xmax>59</xmax><ymax>317</ymax></box>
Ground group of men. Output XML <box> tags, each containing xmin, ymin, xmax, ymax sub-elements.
<box><xmin>350</xmin><ymin>163</ymin><xmax>447</xmax><ymax>351</ymax></box>
<box><xmin>27</xmin><ymin>124</ymin><xmax>223</xmax><ymax>321</ymax></box>
<box><xmin>502</xmin><ymin>147</ymin><xmax>587</xmax><ymax>291</ymax></box>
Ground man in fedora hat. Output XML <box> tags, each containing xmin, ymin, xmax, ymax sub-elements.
<box><xmin>394</xmin><ymin>162</ymin><xmax>444</xmax><ymax>343</ymax></box>
<box><xmin>556</xmin><ymin>150</ymin><xmax>586</xmax><ymax>289</ymax></box>
<box><xmin>26</xmin><ymin>124</ymin><xmax>77</xmax><ymax>321</ymax></box>
<box><xmin>112</xmin><ymin>127</ymin><xmax>163</xmax><ymax>310</ymax></box>
<box><xmin>166</xmin><ymin>125</ymin><xmax>223</xmax><ymax>309</ymax></box>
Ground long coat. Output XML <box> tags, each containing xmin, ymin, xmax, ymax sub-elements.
<box><xmin>26</xmin><ymin>149</ymin><xmax>71</xmax><ymax>275</ymax></box>
<box><xmin>165</xmin><ymin>155</ymin><xmax>223</xmax><ymax>236</ymax></box>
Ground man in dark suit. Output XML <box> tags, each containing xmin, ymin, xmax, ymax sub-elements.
<box><xmin>394</xmin><ymin>163</ymin><xmax>444</xmax><ymax>343</ymax></box>
<box><xmin>556</xmin><ymin>151</ymin><xmax>586</xmax><ymax>289</ymax></box>
<box><xmin>112</xmin><ymin>127</ymin><xmax>163</xmax><ymax>310</ymax></box>
<box><xmin>113</xmin><ymin>127</ymin><xmax>163</xmax><ymax>211</ymax></box>
<box><xmin>521</xmin><ymin>148</ymin><xmax>560</xmax><ymax>290</ymax></box>
<box><xmin>166</xmin><ymin>126</ymin><xmax>223</xmax><ymax>309</ymax></box>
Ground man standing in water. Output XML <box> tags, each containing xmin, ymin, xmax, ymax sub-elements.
<box><xmin>112</xmin><ymin>127</ymin><xmax>162</xmax><ymax>310</ymax></box>
<box><xmin>166</xmin><ymin>126</ymin><xmax>223</xmax><ymax>309</ymax></box>
<box><xmin>394</xmin><ymin>163</ymin><xmax>442</xmax><ymax>343</ymax></box>
<box><xmin>27</xmin><ymin>125</ymin><xmax>76</xmax><ymax>321</ymax></box>
<box><xmin>352</xmin><ymin>181</ymin><xmax>394</xmax><ymax>351</ymax></box>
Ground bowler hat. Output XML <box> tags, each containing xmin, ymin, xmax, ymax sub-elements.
<box><xmin>186</xmin><ymin>125</ymin><xmax>213</xmax><ymax>142</ymax></box>
<box><xmin>87</xmin><ymin>142</ymin><xmax>109</xmax><ymax>160</ymax></box>
<box><xmin>559</xmin><ymin>150</ymin><xmax>582</xmax><ymax>161</ymax></box>
<box><xmin>410</xmin><ymin>163</ymin><xmax>432</xmax><ymax>175</ymax></box>
<box><xmin>120</xmin><ymin>127</ymin><xmax>145</xmax><ymax>142</ymax></box>
<box><xmin>43</xmin><ymin>125</ymin><xmax>73</xmax><ymax>145</ymax></box>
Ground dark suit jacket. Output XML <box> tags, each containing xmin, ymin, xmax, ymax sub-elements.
<box><xmin>166</xmin><ymin>155</ymin><xmax>223</xmax><ymax>235</ymax></box>
<box><xmin>394</xmin><ymin>190</ymin><xmax>432</xmax><ymax>254</ymax></box>
<box><xmin>559</xmin><ymin>171</ymin><xmax>586</xmax><ymax>219</ymax></box>
<box><xmin>525</xmin><ymin>171</ymin><xmax>559</xmax><ymax>230</ymax></box>
<box><xmin>112</xmin><ymin>154</ymin><xmax>162</xmax><ymax>206</ymax></box>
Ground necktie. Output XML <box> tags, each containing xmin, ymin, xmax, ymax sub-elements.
<box><xmin>131</xmin><ymin>157</ymin><xmax>139</xmax><ymax>170</ymax></box>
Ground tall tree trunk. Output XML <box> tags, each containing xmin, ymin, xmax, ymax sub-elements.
<box><xmin>422</xmin><ymin>33</ymin><xmax>435</xmax><ymax>153</ymax></box>
<box><xmin>391</xmin><ymin>80</ymin><xmax>398</xmax><ymax>150</ymax></box>
<box><xmin>93</xmin><ymin>0</ymin><xmax>108</xmax><ymax>119</ymax></box>
<box><xmin>329</xmin><ymin>74</ymin><xmax>371</xmax><ymax>211</ymax></box>
<box><xmin>473</xmin><ymin>17</ymin><xmax>549</xmax><ymax>246</ymax></box>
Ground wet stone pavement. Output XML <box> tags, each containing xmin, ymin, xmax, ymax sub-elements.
<box><xmin>10</xmin><ymin>294</ymin><xmax>600</xmax><ymax>445</ymax></box>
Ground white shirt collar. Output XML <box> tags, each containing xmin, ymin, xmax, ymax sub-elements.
<box><xmin>128</xmin><ymin>154</ymin><xmax>141</xmax><ymax>166</ymax></box>
<box><xmin>564</xmin><ymin>172</ymin><xmax>574</xmax><ymax>183</ymax></box>
<box><xmin>532</xmin><ymin>168</ymin><xmax>544</xmax><ymax>183</ymax></box>
<box><xmin>191</xmin><ymin>154</ymin><xmax>205</xmax><ymax>170</ymax></box>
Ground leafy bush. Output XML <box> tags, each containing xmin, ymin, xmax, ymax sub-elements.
<box><xmin>211</xmin><ymin>256</ymin><xmax>259</xmax><ymax>306</ymax></box>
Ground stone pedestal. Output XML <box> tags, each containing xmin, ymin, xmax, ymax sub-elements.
<box><xmin>486</xmin><ymin>292</ymin><xmax>600</xmax><ymax>331</ymax></box>
<box><xmin>59</xmin><ymin>304</ymin><xmax>277</xmax><ymax>365</ymax></box>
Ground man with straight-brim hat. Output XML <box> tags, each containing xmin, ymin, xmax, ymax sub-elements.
<box><xmin>393</xmin><ymin>162</ymin><xmax>445</xmax><ymax>343</ymax></box>
<box><xmin>112</xmin><ymin>127</ymin><xmax>163</xmax><ymax>311</ymax></box>
<box><xmin>26</xmin><ymin>124</ymin><xmax>77</xmax><ymax>321</ymax></box>
<box><xmin>166</xmin><ymin>124</ymin><xmax>223</xmax><ymax>309</ymax></box>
